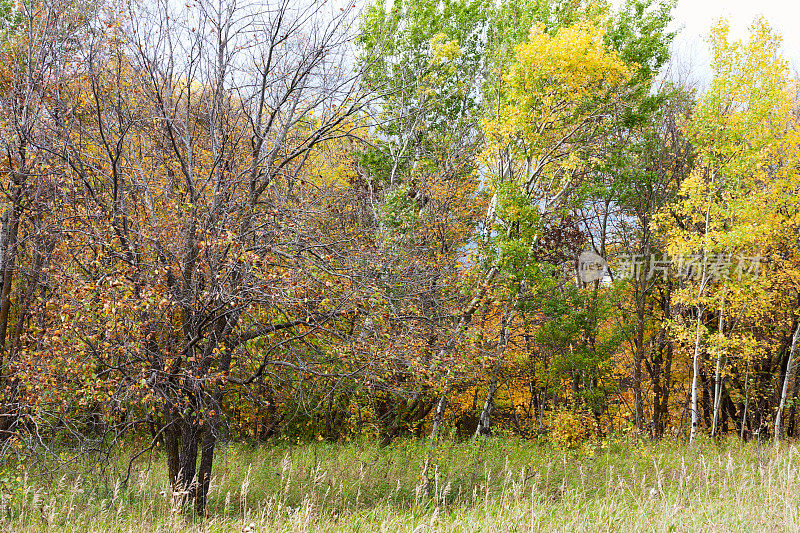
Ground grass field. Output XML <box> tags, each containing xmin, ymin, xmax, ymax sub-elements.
<box><xmin>2</xmin><ymin>436</ymin><xmax>799</xmax><ymax>531</ymax></box>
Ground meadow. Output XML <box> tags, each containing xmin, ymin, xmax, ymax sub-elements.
<box><xmin>3</xmin><ymin>436</ymin><xmax>799</xmax><ymax>532</ymax></box>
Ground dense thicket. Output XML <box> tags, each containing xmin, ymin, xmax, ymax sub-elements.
<box><xmin>2</xmin><ymin>0</ymin><xmax>800</xmax><ymax>512</ymax></box>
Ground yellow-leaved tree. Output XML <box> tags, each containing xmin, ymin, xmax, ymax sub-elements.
<box><xmin>657</xmin><ymin>18</ymin><xmax>800</xmax><ymax>442</ymax></box>
<box><xmin>467</xmin><ymin>19</ymin><xmax>635</xmax><ymax>436</ymax></box>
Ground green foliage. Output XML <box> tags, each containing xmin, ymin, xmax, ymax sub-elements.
<box><xmin>378</xmin><ymin>185</ymin><xmax>419</xmax><ymax>233</ymax></box>
<box><xmin>535</xmin><ymin>284</ymin><xmax>623</xmax><ymax>413</ymax></box>
<box><xmin>605</xmin><ymin>0</ymin><xmax>677</xmax><ymax>125</ymax></box>
<box><xmin>357</xmin><ymin>0</ymin><xmax>489</xmax><ymax>184</ymax></box>
<box><xmin>492</xmin><ymin>180</ymin><xmax>545</xmax><ymax>282</ymax></box>
<box><xmin>486</xmin><ymin>0</ymin><xmax>604</xmax><ymax>61</ymax></box>
<box><xmin>606</xmin><ymin>0</ymin><xmax>675</xmax><ymax>81</ymax></box>
<box><xmin>355</xmin><ymin>148</ymin><xmax>403</xmax><ymax>188</ymax></box>
<box><xmin>0</xmin><ymin>0</ymin><xmax>20</xmax><ymax>34</ymax></box>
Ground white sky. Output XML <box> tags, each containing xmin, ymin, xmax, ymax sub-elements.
<box><xmin>665</xmin><ymin>0</ymin><xmax>800</xmax><ymax>85</ymax></box>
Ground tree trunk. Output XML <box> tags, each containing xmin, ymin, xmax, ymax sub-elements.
<box><xmin>711</xmin><ymin>305</ymin><xmax>725</xmax><ymax>437</ymax></box>
<box><xmin>690</xmin><ymin>305</ymin><xmax>704</xmax><ymax>443</ymax></box>
<box><xmin>775</xmin><ymin>322</ymin><xmax>800</xmax><ymax>443</ymax></box>
<box><xmin>473</xmin><ymin>302</ymin><xmax>514</xmax><ymax>439</ymax></box>
<box><xmin>700</xmin><ymin>367</ymin><xmax>712</xmax><ymax>429</ymax></box>
<box><xmin>176</xmin><ymin>421</ymin><xmax>200</xmax><ymax>502</ymax></box>
<box><xmin>0</xmin><ymin>186</ymin><xmax>23</xmax><ymax>374</ymax></box>
<box><xmin>633</xmin><ymin>276</ymin><xmax>647</xmax><ymax>433</ymax></box>
<box><xmin>690</xmin><ymin>178</ymin><xmax>713</xmax><ymax>443</ymax></box>
<box><xmin>740</xmin><ymin>362</ymin><xmax>750</xmax><ymax>441</ymax></box>
<box><xmin>653</xmin><ymin>287</ymin><xmax>674</xmax><ymax>439</ymax></box>
<box><xmin>473</xmin><ymin>375</ymin><xmax>498</xmax><ymax>438</ymax></box>
<box><xmin>195</xmin><ymin>427</ymin><xmax>216</xmax><ymax>515</ymax></box>
<box><xmin>429</xmin><ymin>392</ymin><xmax>448</xmax><ymax>440</ymax></box>
<box><xmin>164</xmin><ymin>407</ymin><xmax>180</xmax><ymax>488</ymax></box>
<box><xmin>659</xmin><ymin>340</ymin><xmax>673</xmax><ymax>437</ymax></box>
<box><xmin>787</xmin><ymin>365</ymin><xmax>800</xmax><ymax>437</ymax></box>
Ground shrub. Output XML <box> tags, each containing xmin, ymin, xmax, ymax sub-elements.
<box><xmin>547</xmin><ymin>407</ymin><xmax>598</xmax><ymax>448</ymax></box>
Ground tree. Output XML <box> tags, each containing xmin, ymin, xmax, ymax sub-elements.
<box><xmin>20</xmin><ymin>0</ymin><xmax>375</xmax><ymax>512</ymax></box>
<box><xmin>358</xmin><ymin>0</ymin><xmax>488</xmax><ymax>187</ymax></box>
<box><xmin>357</xmin><ymin>0</ymin><xmax>491</xmax><ymax>442</ymax></box>
<box><xmin>0</xmin><ymin>0</ymin><xmax>94</xmax><ymax>444</ymax></box>
<box><xmin>469</xmin><ymin>14</ymin><xmax>635</xmax><ymax>434</ymax></box>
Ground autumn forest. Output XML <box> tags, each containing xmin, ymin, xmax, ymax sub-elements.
<box><xmin>2</xmin><ymin>0</ymin><xmax>800</xmax><ymax>528</ymax></box>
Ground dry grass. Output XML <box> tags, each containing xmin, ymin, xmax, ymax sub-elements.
<box><xmin>2</xmin><ymin>436</ymin><xmax>799</xmax><ymax>531</ymax></box>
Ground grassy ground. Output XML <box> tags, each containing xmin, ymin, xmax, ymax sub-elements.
<box><xmin>2</xmin><ymin>435</ymin><xmax>799</xmax><ymax>531</ymax></box>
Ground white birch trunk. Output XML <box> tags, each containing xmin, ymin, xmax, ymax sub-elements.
<box><xmin>689</xmin><ymin>276</ymin><xmax>709</xmax><ymax>444</ymax></box>
<box><xmin>689</xmin><ymin>305</ymin><xmax>703</xmax><ymax>443</ymax></box>
<box><xmin>774</xmin><ymin>322</ymin><xmax>800</xmax><ymax>443</ymax></box>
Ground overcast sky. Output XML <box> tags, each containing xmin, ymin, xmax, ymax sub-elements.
<box><xmin>664</xmin><ymin>0</ymin><xmax>800</xmax><ymax>85</ymax></box>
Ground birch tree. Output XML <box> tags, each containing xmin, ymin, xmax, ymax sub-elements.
<box><xmin>659</xmin><ymin>18</ymin><xmax>800</xmax><ymax>441</ymax></box>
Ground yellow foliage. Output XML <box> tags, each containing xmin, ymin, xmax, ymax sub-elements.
<box><xmin>547</xmin><ymin>407</ymin><xmax>598</xmax><ymax>449</ymax></box>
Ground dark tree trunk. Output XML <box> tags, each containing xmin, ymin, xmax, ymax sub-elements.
<box><xmin>788</xmin><ymin>373</ymin><xmax>800</xmax><ymax>437</ymax></box>
<box><xmin>652</xmin><ymin>331</ymin><xmax>664</xmax><ymax>438</ymax></box>
<box><xmin>722</xmin><ymin>389</ymin><xmax>737</xmax><ymax>435</ymax></box>
<box><xmin>0</xmin><ymin>183</ymin><xmax>23</xmax><ymax>377</ymax></box>
<box><xmin>633</xmin><ymin>280</ymin><xmax>646</xmax><ymax>432</ymax></box>
<box><xmin>700</xmin><ymin>368</ymin><xmax>712</xmax><ymax>430</ymax></box>
<box><xmin>656</xmin><ymin>338</ymin><xmax>673</xmax><ymax>438</ymax></box>
<box><xmin>195</xmin><ymin>427</ymin><xmax>216</xmax><ymax>515</ymax></box>
<box><xmin>380</xmin><ymin>396</ymin><xmax>412</xmax><ymax>446</ymax></box>
<box><xmin>164</xmin><ymin>406</ymin><xmax>180</xmax><ymax>488</ymax></box>
<box><xmin>177</xmin><ymin>421</ymin><xmax>199</xmax><ymax>499</ymax></box>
